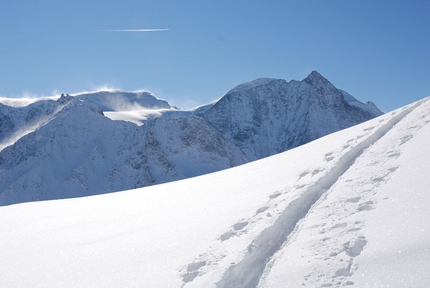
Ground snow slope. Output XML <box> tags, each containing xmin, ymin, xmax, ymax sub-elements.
<box><xmin>0</xmin><ymin>96</ymin><xmax>429</xmax><ymax>287</ymax></box>
<box><xmin>0</xmin><ymin>97</ymin><xmax>67</xmax><ymax>150</ymax></box>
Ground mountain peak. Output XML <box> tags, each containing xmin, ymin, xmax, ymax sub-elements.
<box><xmin>57</xmin><ymin>93</ymin><xmax>73</xmax><ymax>105</ymax></box>
<box><xmin>366</xmin><ymin>101</ymin><xmax>383</xmax><ymax>113</ymax></box>
<box><xmin>304</xmin><ymin>70</ymin><xmax>330</xmax><ymax>85</ymax></box>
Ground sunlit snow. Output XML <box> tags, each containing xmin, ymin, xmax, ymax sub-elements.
<box><xmin>104</xmin><ymin>109</ymin><xmax>168</xmax><ymax>126</ymax></box>
<box><xmin>0</xmin><ymin>96</ymin><xmax>429</xmax><ymax>287</ymax></box>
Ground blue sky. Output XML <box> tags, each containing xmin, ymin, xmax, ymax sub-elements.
<box><xmin>1</xmin><ymin>0</ymin><xmax>429</xmax><ymax>112</ymax></box>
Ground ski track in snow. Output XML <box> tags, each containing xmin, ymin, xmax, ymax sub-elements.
<box><xmin>181</xmin><ymin>98</ymin><xmax>427</xmax><ymax>288</ymax></box>
<box><xmin>267</xmin><ymin>97</ymin><xmax>430</xmax><ymax>288</ymax></box>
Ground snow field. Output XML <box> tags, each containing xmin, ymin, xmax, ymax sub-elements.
<box><xmin>0</xmin><ymin>96</ymin><xmax>429</xmax><ymax>287</ymax></box>
<box><xmin>258</xmin><ymin>98</ymin><xmax>430</xmax><ymax>287</ymax></box>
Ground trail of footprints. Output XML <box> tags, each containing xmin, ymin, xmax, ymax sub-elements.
<box><xmin>297</xmin><ymin>192</ymin><xmax>379</xmax><ymax>287</ymax></box>
<box><xmin>180</xmin><ymin>103</ymin><xmax>430</xmax><ymax>286</ymax></box>
<box><xmin>301</xmin><ymin>108</ymin><xmax>430</xmax><ymax>287</ymax></box>
<box><xmin>180</xmin><ymin>144</ymin><xmax>395</xmax><ymax>286</ymax></box>
<box><xmin>180</xmin><ymin>189</ymin><xmax>291</xmax><ymax>284</ymax></box>
<box><xmin>180</xmin><ymin>182</ymin><xmax>378</xmax><ymax>286</ymax></box>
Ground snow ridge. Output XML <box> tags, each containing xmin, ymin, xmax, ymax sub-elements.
<box><xmin>216</xmin><ymin>99</ymin><xmax>426</xmax><ymax>288</ymax></box>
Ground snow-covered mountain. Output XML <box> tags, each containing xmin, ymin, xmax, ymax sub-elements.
<box><xmin>199</xmin><ymin>71</ymin><xmax>382</xmax><ymax>160</ymax></box>
<box><xmin>0</xmin><ymin>72</ymin><xmax>381</xmax><ymax>205</ymax></box>
<box><xmin>0</xmin><ymin>96</ymin><xmax>247</xmax><ymax>205</ymax></box>
<box><xmin>0</xmin><ymin>90</ymin><xmax>173</xmax><ymax>150</ymax></box>
<box><xmin>0</xmin><ymin>96</ymin><xmax>428</xmax><ymax>287</ymax></box>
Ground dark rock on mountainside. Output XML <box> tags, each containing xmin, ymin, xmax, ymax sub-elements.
<box><xmin>199</xmin><ymin>71</ymin><xmax>382</xmax><ymax>160</ymax></box>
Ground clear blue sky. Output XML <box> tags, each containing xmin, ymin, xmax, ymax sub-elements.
<box><xmin>1</xmin><ymin>0</ymin><xmax>429</xmax><ymax>112</ymax></box>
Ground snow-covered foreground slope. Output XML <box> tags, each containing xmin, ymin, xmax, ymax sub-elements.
<box><xmin>0</xmin><ymin>97</ymin><xmax>429</xmax><ymax>287</ymax></box>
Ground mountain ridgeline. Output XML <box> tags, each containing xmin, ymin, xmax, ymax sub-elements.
<box><xmin>199</xmin><ymin>71</ymin><xmax>381</xmax><ymax>160</ymax></box>
<box><xmin>0</xmin><ymin>72</ymin><xmax>382</xmax><ymax>205</ymax></box>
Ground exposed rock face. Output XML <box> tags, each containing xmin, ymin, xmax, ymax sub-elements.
<box><xmin>200</xmin><ymin>71</ymin><xmax>382</xmax><ymax>160</ymax></box>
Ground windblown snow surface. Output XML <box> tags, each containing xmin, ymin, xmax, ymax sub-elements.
<box><xmin>0</xmin><ymin>96</ymin><xmax>429</xmax><ymax>287</ymax></box>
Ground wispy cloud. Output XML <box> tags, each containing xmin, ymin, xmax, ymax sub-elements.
<box><xmin>103</xmin><ymin>28</ymin><xmax>169</xmax><ymax>32</ymax></box>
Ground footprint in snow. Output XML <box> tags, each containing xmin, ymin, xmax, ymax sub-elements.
<box><xmin>331</xmin><ymin>236</ymin><xmax>367</xmax><ymax>281</ymax></box>
<box><xmin>181</xmin><ymin>261</ymin><xmax>207</xmax><ymax>283</ymax></box>
<box><xmin>312</xmin><ymin>169</ymin><xmax>322</xmax><ymax>176</ymax></box>
<box><xmin>348</xmin><ymin>227</ymin><xmax>361</xmax><ymax>232</ymax></box>
<box><xmin>233</xmin><ymin>222</ymin><xmax>248</xmax><ymax>231</ymax></box>
<box><xmin>372</xmin><ymin>166</ymin><xmax>399</xmax><ymax>185</ymax></box>
<box><xmin>297</xmin><ymin>171</ymin><xmax>309</xmax><ymax>181</ymax></box>
<box><xmin>388</xmin><ymin>151</ymin><xmax>401</xmax><ymax>159</ymax></box>
<box><xmin>324</xmin><ymin>152</ymin><xmax>335</xmax><ymax>161</ymax></box>
<box><xmin>330</xmin><ymin>222</ymin><xmax>348</xmax><ymax>230</ymax></box>
<box><xmin>325</xmin><ymin>156</ymin><xmax>335</xmax><ymax>162</ymax></box>
<box><xmin>357</xmin><ymin>202</ymin><xmax>373</xmax><ymax>212</ymax></box>
<box><xmin>219</xmin><ymin>222</ymin><xmax>248</xmax><ymax>241</ymax></box>
<box><xmin>256</xmin><ymin>206</ymin><xmax>269</xmax><ymax>214</ymax></box>
<box><xmin>346</xmin><ymin>197</ymin><xmax>361</xmax><ymax>203</ymax></box>
<box><xmin>346</xmin><ymin>236</ymin><xmax>367</xmax><ymax>257</ymax></box>
<box><xmin>400</xmin><ymin>134</ymin><xmax>413</xmax><ymax>145</ymax></box>
<box><xmin>294</xmin><ymin>184</ymin><xmax>306</xmax><ymax>190</ymax></box>
<box><xmin>220</xmin><ymin>231</ymin><xmax>234</xmax><ymax>241</ymax></box>
<box><xmin>269</xmin><ymin>192</ymin><xmax>282</xmax><ymax>199</ymax></box>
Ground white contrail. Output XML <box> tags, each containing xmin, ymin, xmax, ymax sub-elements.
<box><xmin>104</xmin><ymin>28</ymin><xmax>169</xmax><ymax>32</ymax></box>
